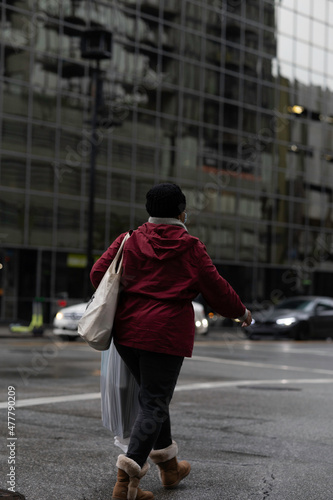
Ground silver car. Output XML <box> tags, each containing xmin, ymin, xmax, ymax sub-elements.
<box><xmin>53</xmin><ymin>300</ymin><xmax>209</xmax><ymax>341</ymax></box>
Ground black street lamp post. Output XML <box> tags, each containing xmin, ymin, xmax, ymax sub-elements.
<box><xmin>80</xmin><ymin>28</ymin><xmax>112</xmax><ymax>297</ymax></box>
<box><xmin>86</xmin><ymin>63</ymin><xmax>101</xmax><ymax>292</ymax></box>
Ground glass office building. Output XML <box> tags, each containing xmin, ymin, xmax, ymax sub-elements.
<box><xmin>1</xmin><ymin>0</ymin><xmax>333</xmax><ymax>322</ymax></box>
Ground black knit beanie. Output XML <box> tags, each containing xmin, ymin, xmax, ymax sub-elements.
<box><xmin>146</xmin><ymin>183</ymin><xmax>186</xmax><ymax>218</ymax></box>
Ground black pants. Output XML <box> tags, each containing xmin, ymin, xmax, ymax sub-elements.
<box><xmin>115</xmin><ymin>342</ymin><xmax>184</xmax><ymax>468</ymax></box>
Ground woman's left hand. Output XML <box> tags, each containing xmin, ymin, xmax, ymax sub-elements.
<box><xmin>241</xmin><ymin>310</ymin><xmax>252</xmax><ymax>327</ymax></box>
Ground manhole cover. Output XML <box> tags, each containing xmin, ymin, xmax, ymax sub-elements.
<box><xmin>0</xmin><ymin>490</ymin><xmax>26</xmax><ymax>499</ymax></box>
<box><xmin>237</xmin><ymin>385</ymin><xmax>301</xmax><ymax>391</ymax></box>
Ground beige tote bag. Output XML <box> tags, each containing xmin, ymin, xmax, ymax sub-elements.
<box><xmin>78</xmin><ymin>232</ymin><xmax>131</xmax><ymax>350</ymax></box>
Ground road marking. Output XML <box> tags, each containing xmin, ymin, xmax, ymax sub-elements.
<box><xmin>0</xmin><ymin>392</ymin><xmax>101</xmax><ymax>409</ymax></box>
<box><xmin>1</xmin><ymin>378</ymin><xmax>333</xmax><ymax>409</ymax></box>
<box><xmin>238</xmin><ymin>344</ymin><xmax>333</xmax><ymax>357</ymax></box>
<box><xmin>175</xmin><ymin>378</ymin><xmax>333</xmax><ymax>391</ymax></box>
<box><xmin>1</xmin><ymin>354</ymin><xmax>333</xmax><ymax>410</ymax></box>
<box><xmin>191</xmin><ymin>355</ymin><xmax>333</xmax><ymax>375</ymax></box>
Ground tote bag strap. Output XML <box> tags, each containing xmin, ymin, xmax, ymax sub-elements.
<box><xmin>114</xmin><ymin>230</ymin><xmax>132</xmax><ymax>273</ymax></box>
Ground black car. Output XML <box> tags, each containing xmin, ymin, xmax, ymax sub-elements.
<box><xmin>245</xmin><ymin>296</ymin><xmax>333</xmax><ymax>340</ymax></box>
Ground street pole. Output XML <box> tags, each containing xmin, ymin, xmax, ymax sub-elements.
<box><xmin>85</xmin><ymin>61</ymin><xmax>102</xmax><ymax>299</ymax></box>
<box><xmin>79</xmin><ymin>27</ymin><xmax>112</xmax><ymax>300</ymax></box>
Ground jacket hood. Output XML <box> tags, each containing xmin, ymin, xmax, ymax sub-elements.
<box><xmin>131</xmin><ymin>222</ymin><xmax>198</xmax><ymax>260</ymax></box>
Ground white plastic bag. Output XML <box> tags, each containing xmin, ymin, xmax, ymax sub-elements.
<box><xmin>78</xmin><ymin>232</ymin><xmax>131</xmax><ymax>351</ymax></box>
<box><xmin>114</xmin><ymin>436</ymin><xmax>130</xmax><ymax>453</ymax></box>
<box><xmin>100</xmin><ymin>339</ymin><xmax>140</xmax><ymax>439</ymax></box>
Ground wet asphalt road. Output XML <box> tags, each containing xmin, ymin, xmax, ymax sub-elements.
<box><xmin>1</xmin><ymin>327</ymin><xmax>333</xmax><ymax>500</ymax></box>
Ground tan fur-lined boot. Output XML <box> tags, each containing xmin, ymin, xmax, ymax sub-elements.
<box><xmin>149</xmin><ymin>441</ymin><xmax>191</xmax><ymax>489</ymax></box>
<box><xmin>112</xmin><ymin>455</ymin><xmax>154</xmax><ymax>500</ymax></box>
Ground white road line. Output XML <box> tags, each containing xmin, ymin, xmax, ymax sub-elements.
<box><xmin>0</xmin><ymin>392</ymin><xmax>100</xmax><ymax>409</ymax></box>
<box><xmin>2</xmin><ymin>355</ymin><xmax>333</xmax><ymax>409</ymax></box>
<box><xmin>175</xmin><ymin>378</ymin><xmax>333</xmax><ymax>391</ymax></box>
<box><xmin>1</xmin><ymin>378</ymin><xmax>333</xmax><ymax>409</ymax></box>
<box><xmin>281</xmin><ymin>348</ymin><xmax>333</xmax><ymax>357</ymax></box>
<box><xmin>191</xmin><ymin>355</ymin><xmax>333</xmax><ymax>375</ymax></box>
<box><xmin>240</xmin><ymin>345</ymin><xmax>333</xmax><ymax>357</ymax></box>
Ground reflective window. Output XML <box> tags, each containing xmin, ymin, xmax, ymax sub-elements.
<box><xmin>2</xmin><ymin>0</ymin><xmax>333</xmax><ymax>318</ymax></box>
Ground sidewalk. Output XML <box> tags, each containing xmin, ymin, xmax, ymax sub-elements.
<box><xmin>0</xmin><ymin>324</ymin><xmax>52</xmax><ymax>339</ymax></box>
<box><xmin>0</xmin><ymin>324</ymin><xmax>246</xmax><ymax>341</ymax></box>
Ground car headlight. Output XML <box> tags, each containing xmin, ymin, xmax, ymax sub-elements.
<box><xmin>195</xmin><ymin>320</ymin><xmax>201</xmax><ymax>328</ymax></box>
<box><xmin>56</xmin><ymin>312</ymin><xmax>64</xmax><ymax>320</ymax></box>
<box><xmin>276</xmin><ymin>317</ymin><xmax>297</xmax><ymax>326</ymax></box>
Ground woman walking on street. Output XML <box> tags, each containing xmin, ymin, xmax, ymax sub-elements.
<box><xmin>90</xmin><ymin>183</ymin><xmax>252</xmax><ymax>500</ymax></box>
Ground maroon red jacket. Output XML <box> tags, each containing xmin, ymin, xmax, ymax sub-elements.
<box><xmin>90</xmin><ymin>223</ymin><xmax>246</xmax><ymax>357</ymax></box>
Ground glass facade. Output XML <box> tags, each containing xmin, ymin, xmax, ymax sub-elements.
<box><xmin>1</xmin><ymin>0</ymin><xmax>333</xmax><ymax>322</ymax></box>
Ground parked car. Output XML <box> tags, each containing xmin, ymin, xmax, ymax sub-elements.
<box><xmin>192</xmin><ymin>301</ymin><xmax>209</xmax><ymax>335</ymax></box>
<box><xmin>53</xmin><ymin>302</ymin><xmax>88</xmax><ymax>341</ymax></box>
<box><xmin>245</xmin><ymin>296</ymin><xmax>333</xmax><ymax>340</ymax></box>
<box><xmin>53</xmin><ymin>300</ymin><xmax>209</xmax><ymax>341</ymax></box>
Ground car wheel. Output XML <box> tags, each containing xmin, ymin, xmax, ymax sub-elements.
<box><xmin>67</xmin><ymin>336</ymin><xmax>77</xmax><ymax>341</ymax></box>
<box><xmin>195</xmin><ymin>329</ymin><xmax>209</xmax><ymax>336</ymax></box>
<box><xmin>293</xmin><ymin>322</ymin><xmax>310</xmax><ymax>341</ymax></box>
<box><xmin>58</xmin><ymin>334</ymin><xmax>76</xmax><ymax>342</ymax></box>
<box><xmin>58</xmin><ymin>335</ymin><xmax>68</xmax><ymax>341</ymax></box>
